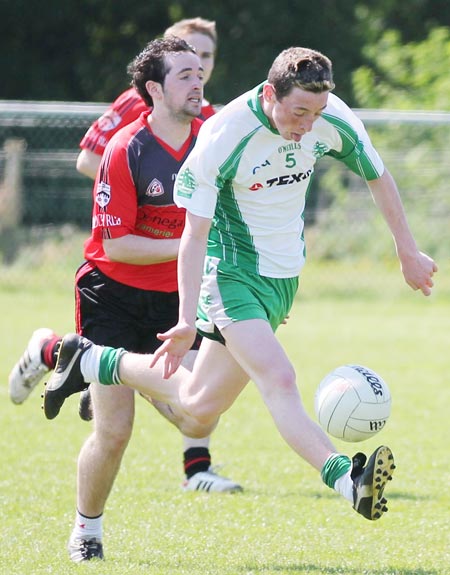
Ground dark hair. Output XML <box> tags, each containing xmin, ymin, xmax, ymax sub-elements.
<box><xmin>127</xmin><ymin>36</ymin><xmax>196</xmax><ymax>106</ymax></box>
<box><xmin>268</xmin><ymin>47</ymin><xmax>335</xmax><ymax>99</ymax></box>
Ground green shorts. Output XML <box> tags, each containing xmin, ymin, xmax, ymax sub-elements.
<box><xmin>196</xmin><ymin>256</ymin><xmax>299</xmax><ymax>343</ymax></box>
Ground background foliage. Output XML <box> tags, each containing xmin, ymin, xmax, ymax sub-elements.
<box><xmin>1</xmin><ymin>1</ymin><xmax>449</xmax><ymax>289</ymax></box>
<box><xmin>1</xmin><ymin>0</ymin><xmax>449</xmax><ymax>108</ymax></box>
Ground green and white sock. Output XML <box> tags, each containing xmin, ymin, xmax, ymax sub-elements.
<box><xmin>321</xmin><ymin>453</ymin><xmax>353</xmax><ymax>502</ymax></box>
<box><xmin>80</xmin><ymin>345</ymin><xmax>126</xmax><ymax>386</ymax></box>
<box><xmin>99</xmin><ymin>347</ymin><xmax>127</xmax><ymax>385</ymax></box>
<box><xmin>79</xmin><ymin>344</ymin><xmax>103</xmax><ymax>383</ymax></box>
<box><xmin>333</xmin><ymin>469</ymin><xmax>354</xmax><ymax>503</ymax></box>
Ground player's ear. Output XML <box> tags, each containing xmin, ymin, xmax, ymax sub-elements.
<box><xmin>263</xmin><ymin>83</ymin><xmax>277</xmax><ymax>103</ymax></box>
<box><xmin>145</xmin><ymin>80</ymin><xmax>163</xmax><ymax>102</ymax></box>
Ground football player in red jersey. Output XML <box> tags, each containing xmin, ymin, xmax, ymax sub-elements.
<box><xmin>77</xmin><ymin>17</ymin><xmax>218</xmax><ymax>179</ymax></box>
<box><xmin>10</xmin><ymin>14</ymin><xmax>236</xmax><ymax>499</ymax></box>
<box><xmin>9</xmin><ymin>36</ymin><xmax>241</xmax><ymax>563</ymax></box>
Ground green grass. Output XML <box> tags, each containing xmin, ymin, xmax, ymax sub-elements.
<box><xmin>1</xmin><ymin>261</ymin><xmax>449</xmax><ymax>574</ymax></box>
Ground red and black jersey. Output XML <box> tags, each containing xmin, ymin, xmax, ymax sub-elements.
<box><xmin>83</xmin><ymin>111</ymin><xmax>202</xmax><ymax>291</ymax></box>
<box><xmin>80</xmin><ymin>87</ymin><xmax>215</xmax><ymax>156</ymax></box>
<box><xmin>80</xmin><ymin>88</ymin><xmax>148</xmax><ymax>156</ymax></box>
<box><xmin>199</xmin><ymin>98</ymin><xmax>215</xmax><ymax>120</ymax></box>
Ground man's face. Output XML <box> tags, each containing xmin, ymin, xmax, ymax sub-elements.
<box><xmin>264</xmin><ymin>84</ymin><xmax>329</xmax><ymax>142</ymax></box>
<box><xmin>160</xmin><ymin>52</ymin><xmax>204</xmax><ymax>119</ymax></box>
<box><xmin>183</xmin><ymin>32</ymin><xmax>215</xmax><ymax>85</ymax></box>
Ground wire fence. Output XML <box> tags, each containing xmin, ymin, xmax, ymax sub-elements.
<box><xmin>0</xmin><ymin>101</ymin><xmax>449</xmax><ymax>297</ymax></box>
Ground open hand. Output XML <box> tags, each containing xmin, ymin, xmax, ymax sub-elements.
<box><xmin>150</xmin><ymin>323</ymin><xmax>197</xmax><ymax>379</ymax></box>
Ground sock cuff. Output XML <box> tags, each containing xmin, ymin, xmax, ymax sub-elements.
<box><xmin>112</xmin><ymin>348</ymin><xmax>127</xmax><ymax>385</ymax></box>
<box><xmin>42</xmin><ymin>336</ymin><xmax>62</xmax><ymax>370</ymax></box>
<box><xmin>98</xmin><ymin>347</ymin><xmax>126</xmax><ymax>385</ymax></box>
<box><xmin>183</xmin><ymin>447</ymin><xmax>211</xmax><ymax>478</ymax></box>
<box><xmin>321</xmin><ymin>453</ymin><xmax>352</xmax><ymax>489</ymax></box>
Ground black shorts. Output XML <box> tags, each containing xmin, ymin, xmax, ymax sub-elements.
<box><xmin>75</xmin><ymin>265</ymin><xmax>201</xmax><ymax>354</ymax></box>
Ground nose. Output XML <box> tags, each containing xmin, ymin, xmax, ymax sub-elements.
<box><xmin>192</xmin><ymin>77</ymin><xmax>203</xmax><ymax>90</ymax></box>
<box><xmin>300</xmin><ymin>117</ymin><xmax>314</xmax><ymax>134</ymax></box>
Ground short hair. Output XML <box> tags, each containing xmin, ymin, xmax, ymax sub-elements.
<box><xmin>127</xmin><ymin>36</ymin><xmax>196</xmax><ymax>107</ymax></box>
<box><xmin>164</xmin><ymin>17</ymin><xmax>217</xmax><ymax>48</ymax></box>
<box><xmin>268</xmin><ymin>47</ymin><xmax>335</xmax><ymax>99</ymax></box>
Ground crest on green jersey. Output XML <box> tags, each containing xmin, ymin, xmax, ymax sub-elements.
<box><xmin>177</xmin><ymin>167</ymin><xmax>197</xmax><ymax>198</ymax></box>
<box><xmin>313</xmin><ymin>141</ymin><xmax>330</xmax><ymax>159</ymax></box>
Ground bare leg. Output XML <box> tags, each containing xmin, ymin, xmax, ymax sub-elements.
<box><xmin>179</xmin><ymin>351</ymin><xmax>210</xmax><ymax>449</ymax></box>
<box><xmin>77</xmin><ymin>383</ymin><xmax>134</xmax><ymax>516</ymax></box>
<box><xmin>117</xmin><ymin>351</ymin><xmax>214</xmax><ymax>438</ymax></box>
<box><xmin>139</xmin><ymin>350</ymin><xmax>214</xmax><ymax>447</ymax></box>
<box><xmin>115</xmin><ymin>322</ymin><xmax>335</xmax><ymax>472</ymax></box>
<box><xmin>223</xmin><ymin>319</ymin><xmax>336</xmax><ymax>471</ymax></box>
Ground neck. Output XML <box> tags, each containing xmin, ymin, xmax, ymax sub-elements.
<box><xmin>259</xmin><ymin>93</ymin><xmax>276</xmax><ymax>129</ymax></box>
<box><xmin>147</xmin><ymin>108</ymin><xmax>193</xmax><ymax>150</ymax></box>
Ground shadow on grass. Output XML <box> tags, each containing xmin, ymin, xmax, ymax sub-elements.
<box><xmin>239</xmin><ymin>564</ymin><xmax>439</xmax><ymax>574</ymax></box>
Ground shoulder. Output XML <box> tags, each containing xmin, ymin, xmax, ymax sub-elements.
<box><xmin>105</xmin><ymin>113</ymin><xmax>149</xmax><ymax>152</ymax></box>
<box><xmin>200</xmin><ymin>99</ymin><xmax>216</xmax><ymax>120</ymax></box>
<box><xmin>111</xmin><ymin>88</ymin><xmax>146</xmax><ymax>110</ymax></box>
<box><xmin>321</xmin><ymin>93</ymin><xmax>364</xmax><ymax>130</ymax></box>
<box><xmin>199</xmin><ymin>90</ymin><xmax>259</xmax><ymax>139</ymax></box>
<box><xmin>191</xmin><ymin>117</ymin><xmax>204</xmax><ymax>137</ymax></box>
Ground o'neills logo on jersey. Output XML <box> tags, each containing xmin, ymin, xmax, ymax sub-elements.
<box><xmin>177</xmin><ymin>167</ymin><xmax>197</xmax><ymax>198</ymax></box>
<box><xmin>146</xmin><ymin>178</ymin><xmax>164</xmax><ymax>197</ymax></box>
<box><xmin>249</xmin><ymin>168</ymin><xmax>313</xmax><ymax>190</ymax></box>
<box><xmin>96</xmin><ymin>182</ymin><xmax>111</xmax><ymax>207</ymax></box>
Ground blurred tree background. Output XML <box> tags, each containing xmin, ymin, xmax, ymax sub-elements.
<box><xmin>0</xmin><ymin>0</ymin><xmax>449</xmax><ymax>292</ymax></box>
<box><xmin>0</xmin><ymin>0</ymin><xmax>449</xmax><ymax>109</ymax></box>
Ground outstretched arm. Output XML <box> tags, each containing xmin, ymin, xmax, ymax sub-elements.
<box><xmin>76</xmin><ymin>149</ymin><xmax>101</xmax><ymax>180</ymax></box>
<box><xmin>368</xmin><ymin>168</ymin><xmax>438</xmax><ymax>296</ymax></box>
<box><xmin>151</xmin><ymin>211</ymin><xmax>212</xmax><ymax>377</ymax></box>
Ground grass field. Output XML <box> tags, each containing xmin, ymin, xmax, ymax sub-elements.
<box><xmin>1</xmin><ymin>261</ymin><xmax>449</xmax><ymax>574</ymax></box>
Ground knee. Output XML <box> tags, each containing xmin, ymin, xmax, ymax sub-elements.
<box><xmin>177</xmin><ymin>399</ymin><xmax>218</xmax><ymax>438</ymax></box>
<box><xmin>260</xmin><ymin>364</ymin><xmax>298</xmax><ymax>399</ymax></box>
<box><xmin>178</xmin><ymin>417</ymin><xmax>217</xmax><ymax>439</ymax></box>
<box><xmin>183</xmin><ymin>395</ymin><xmax>218</xmax><ymax>424</ymax></box>
<box><xmin>94</xmin><ymin>420</ymin><xmax>133</xmax><ymax>456</ymax></box>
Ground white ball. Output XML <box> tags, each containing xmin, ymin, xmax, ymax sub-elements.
<box><xmin>314</xmin><ymin>365</ymin><xmax>391</xmax><ymax>442</ymax></box>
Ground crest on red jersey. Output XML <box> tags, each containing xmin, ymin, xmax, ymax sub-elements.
<box><xmin>146</xmin><ymin>178</ymin><xmax>164</xmax><ymax>197</ymax></box>
<box><xmin>96</xmin><ymin>181</ymin><xmax>111</xmax><ymax>207</ymax></box>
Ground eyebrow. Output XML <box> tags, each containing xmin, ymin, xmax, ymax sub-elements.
<box><xmin>294</xmin><ymin>104</ymin><xmax>327</xmax><ymax>112</ymax></box>
<box><xmin>176</xmin><ymin>65</ymin><xmax>204</xmax><ymax>74</ymax></box>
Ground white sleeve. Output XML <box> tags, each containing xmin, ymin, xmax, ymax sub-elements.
<box><xmin>323</xmin><ymin>94</ymin><xmax>385</xmax><ymax>180</ymax></box>
<box><xmin>175</xmin><ymin>119</ymin><xmax>224</xmax><ymax>218</ymax></box>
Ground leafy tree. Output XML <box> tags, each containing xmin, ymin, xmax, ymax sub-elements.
<box><xmin>352</xmin><ymin>27</ymin><xmax>450</xmax><ymax>109</ymax></box>
<box><xmin>1</xmin><ymin>0</ymin><xmax>449</xmax><ymax>105</ymax></box>
<box><xmin>0</xmin><ymin>0</ymin><xmax>364</xmax><ymax>104</ymax></box>
<box><xmin>354</xmin><ymin>0</ymin><xmax>450</xmax><ymax>44</ymax></box>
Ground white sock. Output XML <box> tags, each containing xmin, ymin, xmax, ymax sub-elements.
<box><xmin>334</xmin><ymin>469</ymin><xmax>354</xmax><ymax>503</ymax></box>
<box><xmin>80</xmin><ymin>344</ymin><xmax>104</xmax><ymax>384</ymax></box>
<box><xmin>71</xmin><ymin>510</ymin><xmax>103</xmax><ymax>541</ymax></box>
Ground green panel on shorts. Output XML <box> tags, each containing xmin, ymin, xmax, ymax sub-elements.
<box><xmin>196</xmin><ymin>256</ymin><xmax>298</xmax><ymax>340</ymax></box>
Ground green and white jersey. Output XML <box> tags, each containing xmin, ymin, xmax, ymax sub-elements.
<box><xmin>175</xmin><ymin>82</ymin><xmax>384</xmax><ymax>279</ymax></box>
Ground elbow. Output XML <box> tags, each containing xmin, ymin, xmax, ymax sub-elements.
<box><xmin>76</xmin><ymin>155</ymin><xmax>89</xmax><ymax>177</ymax></box>
<box><xmin>76</xmin><ymin>150</ymin><xmax>100</xmax><ymax>180</ymax></box>
<box><xmin>103</xmin><ymin>239</ymin><xmax>122</xmax><ymax>262</ymax></box>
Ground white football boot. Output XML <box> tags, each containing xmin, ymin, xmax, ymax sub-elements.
<box><xmin>9</xmin><ymin>328</ymin><xmax>55</xmax><ymax>404</ymax></box>
<box><xmin>183</xmin><ymin>467</ymin><xmax>243</xmax><ymax>493</ymax></box>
